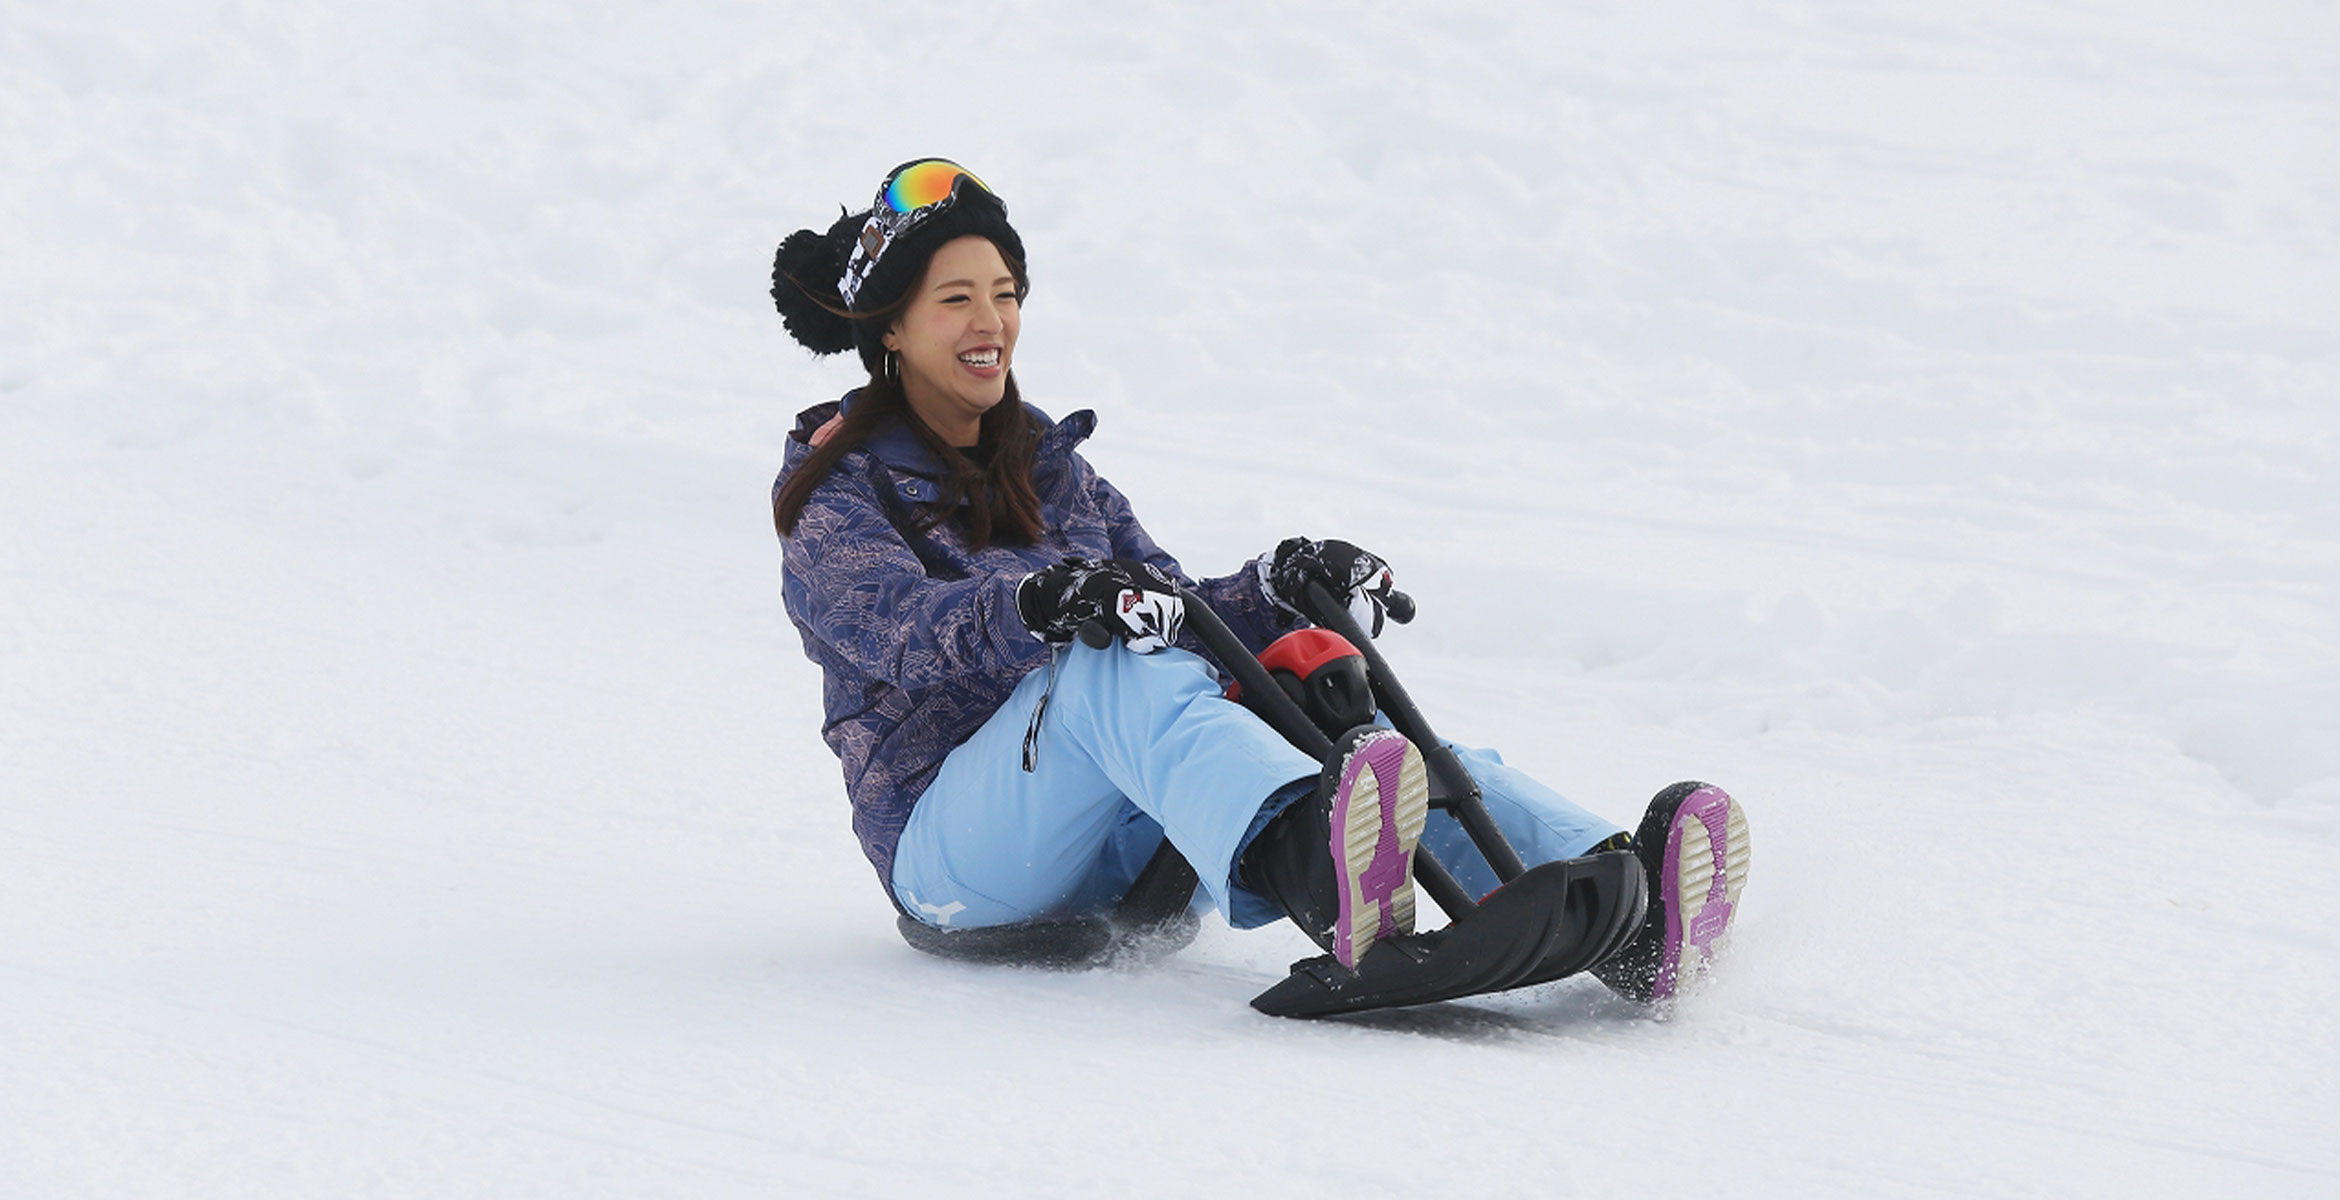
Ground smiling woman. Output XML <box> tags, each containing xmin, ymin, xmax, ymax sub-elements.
<box><xmin>762</xmin><ymin>159</ymin><xmax>1749</xmax><ymax>1014</ymax></box>
<box><xmin>883</xmin><ymin>236</ymin><xmax>1022</xmax><ymax>447</ymax></box>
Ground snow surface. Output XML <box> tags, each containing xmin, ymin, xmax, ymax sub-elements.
<box><xmin>5</xmin><ymin>1</ymin><xmax>2337</xmax><ymax>1195</ymax></box>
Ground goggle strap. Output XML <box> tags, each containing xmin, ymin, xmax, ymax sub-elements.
<box><xmin>837</xmin><ymin>163</ymin><xmax>990</xmax><ymax>308</ymax></box>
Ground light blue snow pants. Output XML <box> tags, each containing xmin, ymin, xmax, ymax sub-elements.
<box><xmin>892</xmin><ymin>642</ymin><xmax>1627</xmax><ymax>930</ymax></box>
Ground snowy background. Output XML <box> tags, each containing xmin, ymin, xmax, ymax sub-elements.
<box><xmin>5</xmin><ymin>0</ymin><xmax>2336</xmax><ymax>1195</ymax></box>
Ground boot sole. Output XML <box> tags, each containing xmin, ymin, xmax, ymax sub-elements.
<box><xmin>1329</xmin><ymin>729</ymin><xmax>1428</xmax><ymax>970</ymax></box>
<box><xmin>1653</xmin><ymin>784</ymin><xmax>1751</xmax><ymax>1001</ymax></box>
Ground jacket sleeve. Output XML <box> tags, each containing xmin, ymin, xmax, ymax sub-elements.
<box><xmin>782</xmin><ymin>462</ymin><xmax>1048</xmax><ymax>690</ymax></box>
<box><xmin>1078</xmin><ymin>458</ymin><xmax>1298</xmax><ymax>664</ymax></box>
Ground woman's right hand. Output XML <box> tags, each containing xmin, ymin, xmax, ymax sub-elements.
<box><xmin>1260</xmin><ymin>537</ymin><xmax>1405</xmax><ymax>637</ymax></box>
<box><xmin>1015</xmin><ymin>557</ymin><xmax>1186</xmax><ymax>653</ymax></box>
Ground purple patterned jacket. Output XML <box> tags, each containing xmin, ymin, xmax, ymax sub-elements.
<box><xmin>775</xmin><ymin>393</ymin><xmax>1297</xmax><ymax>903</ymax></box>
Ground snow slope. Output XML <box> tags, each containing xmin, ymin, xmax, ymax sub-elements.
<box><xmin>4</xmin><ymin>1</ymin><xmax>2336</xmax><ymax>1195</ymax></box>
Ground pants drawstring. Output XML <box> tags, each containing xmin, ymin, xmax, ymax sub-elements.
<box><xmin>1021</xmin><ymin>647</ymin><xmax>1066</xmax><ymax>772</ymax></box>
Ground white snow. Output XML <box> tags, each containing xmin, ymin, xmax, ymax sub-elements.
<box><xmin>5</xmin><ymin>1</ymin><xmax>2336</xmax><ymax>1195</ymax></box>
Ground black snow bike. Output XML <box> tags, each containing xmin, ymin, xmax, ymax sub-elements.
<box><xmin>896</xmin><ymin>579</ymin><xmax>1650</xmax><ymax>1019</ymax></box>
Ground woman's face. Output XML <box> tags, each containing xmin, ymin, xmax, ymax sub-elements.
<box><xmin>883</xmin><ymin>235</ymin><xmax>1021</xmax><ymax>447</ymax></box>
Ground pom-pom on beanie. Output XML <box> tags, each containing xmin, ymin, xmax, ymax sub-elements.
<box><xmin>769</xmin><ymin>159</ymin><xmax>1026</xmax><ymax>376</ymax></box>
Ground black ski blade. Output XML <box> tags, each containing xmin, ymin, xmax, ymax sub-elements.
<box><xmin>1250</xmin><ymin>857</ymin><xmax>1590</xmax><ymax>1018</ymax></box>
<box><xmin>1511</xmin><ymin>849</ymin><xmax>1648</xmax><ymax>988</ymax></box>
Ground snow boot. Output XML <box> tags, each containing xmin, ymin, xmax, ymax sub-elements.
<box><xmin>1591</xmin><ymin>782</ymin><xmax>1751</xmax><ymax>1004</ymax></box>
<box><xmin>1238</xmin><ymin>726</ymin><xmax>1430</xmax><ymax>970</ymax></box>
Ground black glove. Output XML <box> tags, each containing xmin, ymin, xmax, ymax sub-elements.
<box><xmin>1260</xmin><ymin>537</ymin><xmax>1402</xmax><ymax>638</ymax></box>
<box><xmin>1015</xmin><ymin>557</ymin><xmax>1186</xmax><ymax>654</ymax></box>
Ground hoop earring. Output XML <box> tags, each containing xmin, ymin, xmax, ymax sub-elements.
<box><xmin>884</xmin><ymin>350</ymin><xmax>900</xmax><ymax>382</ymax></box>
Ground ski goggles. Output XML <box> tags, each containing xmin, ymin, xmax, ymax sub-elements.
<box><xmin>837</xmin><ymin>159</ymin><xmax>994</xmax><ymax>308</ymax></box>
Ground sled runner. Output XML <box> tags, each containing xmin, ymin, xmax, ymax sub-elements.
<box><xmin>892</xmin><ymin>830</ymin><xmax>1204</xmax><ymax>968</ymax></box>
<box><xmin>897</xmin><ymin>579</ymin><xmax>1649</xmax><ymax>1018</ymax></box>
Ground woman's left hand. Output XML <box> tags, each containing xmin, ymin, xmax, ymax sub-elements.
<box><xmin>1260</xmin><ymin>537</ymin><xmax>1403</xmax><ymax>637</ymax></box>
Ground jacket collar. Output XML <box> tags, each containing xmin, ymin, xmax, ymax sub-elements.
<box><xmin>793</xmin><ymin>389</ymin><xmax>1095</xmax><ymax>479</ymax></box>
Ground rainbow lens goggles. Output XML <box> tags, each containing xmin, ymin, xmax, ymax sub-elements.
<box><xmin>882</xmin><ymin>159</ymin><xmax>989</xmax><ymax>214</ymax></box>
<box><xmin>838</xmin><ymin>158</ymin><xmax>994</xmax><ymax>308</ymax></box>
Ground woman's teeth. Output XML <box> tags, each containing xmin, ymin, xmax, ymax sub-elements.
<box><xmin>958</xmin><ymin>349</ymin><xmax>1000</xmax><ymax>368</ymax></box>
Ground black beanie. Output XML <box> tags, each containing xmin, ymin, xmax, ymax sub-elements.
<box><xmin>770</xmin><ymin>161</ymin><xmax>1026</xmax><ymax>377</ymax></box>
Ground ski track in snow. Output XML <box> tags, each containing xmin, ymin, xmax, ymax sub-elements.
<box><xmin>4</xmin><ymin>1</ymin><xmax>2336</xmax><ymax>1196</ymax></box>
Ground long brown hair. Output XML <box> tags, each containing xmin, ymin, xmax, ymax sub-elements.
<box><xmin>771</xmin><ymin>368</ymin><xmax>1044</xmax><ymax>548</ymax></box>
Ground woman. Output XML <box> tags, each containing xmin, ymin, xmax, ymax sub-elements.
<box><xmin>768</xmin><ymin>159</ymin><xmax>1748</xmax><ymax>1002</ymax></box>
